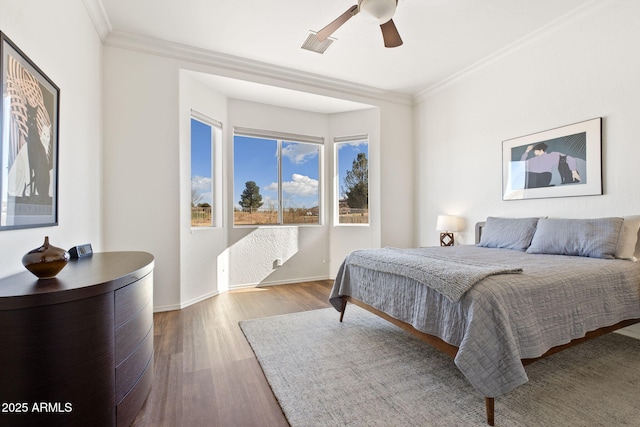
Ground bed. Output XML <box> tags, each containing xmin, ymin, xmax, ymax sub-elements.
<box><xmin>330</xmin><ymin>216</ymin><xmax>640</xmax><ymax>425</ymax></box>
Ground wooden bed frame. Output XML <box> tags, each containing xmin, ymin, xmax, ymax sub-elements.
<box><xmin>337</xmin><ymin>222</ymin><xmax>640</xmax><ymax>425</ymax></box>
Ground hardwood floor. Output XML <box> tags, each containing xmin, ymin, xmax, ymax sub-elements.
<box><xmin>131</xmin><ymin>280</ymin><xmax>333</xmax><ymax>427</ymax></box>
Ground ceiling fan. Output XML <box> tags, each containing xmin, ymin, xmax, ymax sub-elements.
<box><xmin>315</xmin><ymin>0</ymin><xmax>403</xmax><ymax>48</ymax></box>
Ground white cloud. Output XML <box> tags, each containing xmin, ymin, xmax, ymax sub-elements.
<box><xmin>282</xmin><ymin>144</ymin><xmax>318</xmax><ymax>165</ymax></box>
<box><xmin>264</xmin><ymin>174</ymin><xmax>318</xmax><ymax>199</ymax></box>
<box><xmin>191</xmin><ymin>176</ymin><xmax>211</xmax><ymax>191</ymax></box>
<box><xmin>282</xmin><ymin>174</ymin><xmax>318</xmax><ymax>197</ymax></box>
<box><xmin>191</xmin><ymin>176</ymin><xmax>212</xmax><ymax>204</ymax></box>
<box><xmin>337</xmin><ymin>140</ymin><xmax>368</xmax><ymax>153</ymax></box>
<box><xmin>350</xmin><ymin>140</ymin><xmax>367</xmax><ymax>147</ymax></box>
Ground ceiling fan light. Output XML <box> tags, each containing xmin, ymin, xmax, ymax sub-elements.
<box><xmin>358</xmin><ymin>0</ymin><xmax>397</xmax><ymax>24</ymax></box>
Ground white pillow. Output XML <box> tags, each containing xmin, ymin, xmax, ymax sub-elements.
<box><xmin>615</xmin><ymin>215</ymin><xmax>640</xmax><ymax>261</ymax></box>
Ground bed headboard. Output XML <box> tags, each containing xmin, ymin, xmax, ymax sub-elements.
<box><xmin>475</xmin><ymin>222</ymin><xmax>486</xmax><ymax>245</ymax></box>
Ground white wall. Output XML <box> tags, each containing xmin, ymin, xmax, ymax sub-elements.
<box><xmin>225</xmin><ymin>99</ymin><xmax>332</xmax><ymax>288</ymax></box>
<box><xmin>380</xmin><ymin>103</ymin><xmax>415</xmax><ymax>248</ymax></box>
<box><xmin>415</xmin><ymin>0</ymin><xmax>640</xmax><ymax>334</ymax></box>
<box><xmin>103</xmin><ymin>47</ymin><xmax>181</xmax><ymax>309</ymax></box>
<box><xmin>102</xmin><ymin>38</ymin><xmax>414</xmax><ymax>309</ymax></box>
<box><xmin>0</xmin><ymin>0</ymin><xmax>103</xmax><ymax>278</ymax></box>
<box><xmin>178</xmin><ymin>71</ymin><xmax>228</xmax><ymax>307</ymax></box>
<box><xmin>329</xmin><ymin>108</ymin><xmax>381</xmax><ymax>276</ymax></box>
<box><xmin>179</xmin><ymin>82</ymin><xmax>410</xmax><ymax>297</ymax></box>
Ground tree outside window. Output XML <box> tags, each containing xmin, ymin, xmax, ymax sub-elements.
<box><xmin>336</xmin><ymin>138</ymin><xmax>369</xmax><ymax>225</ymax></box>
<box><xmin>239</xmin><ymin>181</ymin><xmax>263</xmax><ymax>213</ymax></box>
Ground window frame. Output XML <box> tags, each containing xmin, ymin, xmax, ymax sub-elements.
<box><xmin>190</xmin><ymin>110</ymin><xmax>222</xmax><ymax>229</ymax></box>
<box><xmin>334</xmin><ymin>134</ymin><xmax>370</xmax><ymax>227</ymax></box>
<box><xmin>233</xmin><ymin>127</ymin><xmax>324</xmax><ymax>227</ymax></box>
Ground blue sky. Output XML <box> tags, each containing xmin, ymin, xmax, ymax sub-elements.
<box><xmin>191</xmin><ymin>118</ymin><xmax>213</xmax><ymax>205</ymax></box>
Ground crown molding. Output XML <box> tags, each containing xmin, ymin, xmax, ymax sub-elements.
<box><xmin>103</xmin><ymin>30</ymin><xmax>413</xmax><ymax>107</ymax></box>
<box><xmin>82</xmin><ymin>0</ymin><xmax>112</xmax><ymax>41</ymax></box>
<box><xmin>414</xmin><ymin>0</ymin><xmax>607</xmax><ymax>104</ymax></box>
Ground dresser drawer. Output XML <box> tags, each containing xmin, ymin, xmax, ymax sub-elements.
<box><xmin>116</xmin><ymin>356</ymin><xmax>153</xmax><ymax>427</ymax></box>
<box><xmin>115</xmin><ymin>273</ymin><xmax>153</xmax><ymax>328</ymax></box>
<box><xmin>116</xmin><ymin>326</ymin><xmax>153</xmax><ymax>403</ymax></box>
<box><xmin>115</xmin><ymin>298</ymin><xmax>153</xmax><ymax>365</ymax></box>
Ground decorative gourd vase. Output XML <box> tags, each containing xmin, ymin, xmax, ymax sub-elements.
<box><xmin>22</xmin><ymin>236</ymin><xmax>71</xmax><ymax>279</ymax></box>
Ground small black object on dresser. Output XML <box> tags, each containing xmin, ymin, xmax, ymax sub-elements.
<box><xmin>69</xmin><ymin>243</ymin><xmax>93</xmax><ymax>258</ymax></box>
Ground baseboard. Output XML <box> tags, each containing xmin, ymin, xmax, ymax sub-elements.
<box><xmin>229</xmin><ymin>275</ymin><xmax>331</xmax><ymax>290</ymax></box>
<box><xmin>153</xmin><ymin>303</ymin><xmax>182</xmax><ymax>313</ymax></box>
<box><xmin>178</xmin><ymin>290</ymin><xmax>220</xmax><ymax>310</ymax></box>
<box><xmin>259</xmin><ymin>275</ymin><xmax>332</xmax><ymax>287</ymax></box>
<box><xmin>153</xmin><ymin>290</ymin><xmax>220</xmax><ymax>312</ymax></box>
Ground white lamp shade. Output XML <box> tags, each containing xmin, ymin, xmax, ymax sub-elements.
<box><xmin>358</xmin><ymin>0</ymin><xmax>397</xmax><ymax>24</ymax></box>
<box><xmin>436</xmin><ymin>215</ymin><xmax>459</xmax><ymax>232</ymax></box>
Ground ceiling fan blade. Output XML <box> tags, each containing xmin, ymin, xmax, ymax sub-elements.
<box><xmin>316</xmin><ymin>5</ymin><xmax>359</xmax><ymax>41</ymax></box>
<box><xmin>380</xmin><ymin>19</ymin><xmax>403</xmax><ymax>48</ymax></box>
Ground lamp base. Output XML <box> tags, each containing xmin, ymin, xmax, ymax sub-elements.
<box><xmin>440</xmin><ymin>232</ymin><xmax>454</xmax><ymax>247</ymax></box>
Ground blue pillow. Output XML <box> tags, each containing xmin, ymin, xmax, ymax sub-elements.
<box><xmin>526</xmin><ymin>217</ymin><xmax>623</xmax><ymax>259</ymax></box>
<box><xmin>477</xmin><ymin>217</ymin><xmax>539</xmax><ymax>251</ymax></box>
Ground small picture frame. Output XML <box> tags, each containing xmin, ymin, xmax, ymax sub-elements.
<box><xmin>0</xmin><ymin>32</ymin><xmax>60</xmax><ymax>230</ymax></box>
<box><xmin>502</xmin><ymin>117</ymin><xmax>602</xmax><ymax>201</ymax></box>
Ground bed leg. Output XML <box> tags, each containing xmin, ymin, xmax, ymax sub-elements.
<box><xmin>339</xmin><ymin>298</ymin><xmax>348</xmax><ymax>322</ymax></box>
<box><xmin>485</xmin><ymin>397</ymin><xmax>494</xmax><ymax>426</ymax></box>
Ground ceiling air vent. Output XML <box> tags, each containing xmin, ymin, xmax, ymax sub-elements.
<box><xmin>301</xmin><ymin>31</ymin><xmax>334</xmax><ymax>54</ymax></box>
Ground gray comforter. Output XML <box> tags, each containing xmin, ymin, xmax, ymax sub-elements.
<box><xmin>346</xmin><ymin>247</ymin><xmax>523</xmax><ymax>302</ymax></box>
<box><xmin>330</xmin><ymin>245</ymin><xmax>640</xmax><ymax>397</ymax></box>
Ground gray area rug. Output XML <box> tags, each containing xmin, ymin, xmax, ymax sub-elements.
<box><xmin>239</xmin><ymin>306</ymin><xmax>640</xmax><ymax>426</ymax></box>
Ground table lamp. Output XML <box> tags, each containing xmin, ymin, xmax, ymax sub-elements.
<box><xmin>436</xmin><ymin>215</ymin><xmax>459</xmax><ymax>246</ymax></box>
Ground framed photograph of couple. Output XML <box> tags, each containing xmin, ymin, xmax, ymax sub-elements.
<box><xmin>502</xmin><ymin>117</ymin><xmax>602</xmax><ymax>201</ymax></box>
<box><xmin>0</xmin><ymin>32</ymin><xmax>59</xmax><ymax>230</ymax></box>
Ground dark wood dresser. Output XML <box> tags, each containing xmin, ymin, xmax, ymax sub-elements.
<box><xmin>0</xmin><ymin>251</ymin><xmax>154</xmax><ymax>427</ymax></box>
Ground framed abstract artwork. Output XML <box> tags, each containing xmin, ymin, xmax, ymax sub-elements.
<box><xmin>0</xmin><ymin>32</ymin><xmax>60</xmax><ymax>230</ymax></box>
<box><xmin>502</xmin><ymin>118</ymin><xmax>602</xmax><ymax>201</ymax></box>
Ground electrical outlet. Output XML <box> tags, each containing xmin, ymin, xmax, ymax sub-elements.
<box><xmin>275</xmin><ymin>258</ymin><xmax>283</xmax><ymax>267</ymax></box>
